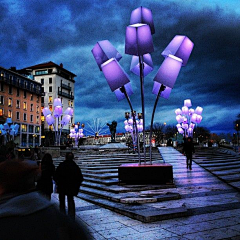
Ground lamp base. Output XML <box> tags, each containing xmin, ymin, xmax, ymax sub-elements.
<box><xmin>118</xmin><ymin>163</ymin><xmax>173</xmax><ymax>184</ymax></box>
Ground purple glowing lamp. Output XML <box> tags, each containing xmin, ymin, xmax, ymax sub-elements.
<box><xmin>42</xmin><ymin>107</ymin><xmax>51</xmax><ymax>117</ymax></box>
<box><xmin>195</xmin><ymin>106</ymin><xmax>203</xmax><ymax>115</ymax></box>
<box><xmin>125</xmin><ymin>23</ymin><xmax>154</xmax><ymax>56</ymax></box>
<box><xmin>161</xmin><ymin>35</ymin><xmax>194</xmax><ymax>66</ymax></box>
<box><xmin>152</xmin><ymin>82</ymin><xmax>172</xmax><ymax>99</ymax></box>
<box><xmin>54</xmin><ymin>106</ymin><xmax>63</xmax><ymax>117</ymax></box>
<box><xmin>176</xmin><ymin>115</ymin><xmax>183</xmax><ymax>123</ymax></box>
<box><xmin>91</xmin><ymin>40</ymin><xmax>122</xmax><ymax>71</ymax></box>
<box><xmin>184</xmin><ymin>99</ymin><xmax>192</xmax><ymax>107</ymax></box>
<box><xmin>53</xmin><ymin>98</ymin><xmax>62</xmax><ymax>107</ymax></box>
<box><xmin>101</xmin><ymin>58</ymin><xmax>130</xmax><ymax>92</ymax></box>
<box><xmin>130</xmin><ymin>54</ymin><xmax>153</xmax><ymax>76</ymax></box>
<box><xmin>153</xmin><ymin>55</ymin><xmax>182</xmax><ymax>89</ymax></box>
<box><xmin>114</xmin><ymin>82</ymin><xmax>133</xmax><ymax>101</ymax></box>
<box><xmin>175</xmin><ymin>108</ymin><xmax>182</xmax><ymax>115</ymax></box>
<box><xmin>64</xmin><ymin>107</ymin><xmax>74</xmax><ymax>117</ymax></box>
<box><xmin>178</xmin><ymin>128</ymin><xmax>184</xmax><ymax>134</ymax></box>
<box><xmin>46</xmin><ymin>115</ymin><xmax>54</xmax><ymax>125</ymax></box>
<box><xmin>130</xmin><ymin>6</ymin><xmax>155</xmax><ymax>34</ymax></box>
<box><xmin>182</xmin><ymin>106</ymin><xmax>189</xmax><ymax>115</ymax></box>
<box><xmin>61</xmin><ymin>115</ymin><xmax>71</xmax><ymax>126</ymax></box>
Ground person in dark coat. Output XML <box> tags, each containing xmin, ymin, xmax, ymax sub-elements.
<box><xmin>37</xmin><ymin>153</ymin><xmax>55</xmax><ymax>200</ymax></box>
<box><xmin>182</xmin><ymin>137</ymin><xmax>195</xmax><ymax>170</ymax></box>
<box><xmin>54</xmin><ymin>152</ymin><xmax>83</xmax><ymax>220</ymax></box>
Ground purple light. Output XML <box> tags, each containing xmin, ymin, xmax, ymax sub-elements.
<box><xmin>6</xmin><ymin>118</ymin><xmax>12</xmax><ymax>124</ymax></box>
<box><xmin>54</xmin><ymin>98</ymin><xmax>62</xmax><ymax>107</ymax></box>
<box><xmin>130</xmin><ymin>6</ymin><xmax>155</xmax><ymax>34</ymax></box>
<box><xmin>195</xmin><ymin>106</ymin><xmax>203</xmax><ymax>115</ymax></box>
<box><xmin>176</xmin><ymin>115</ymin><xmax>183</xmax><ymax>123</ymax></box>
<box><xmin>152</xmin><ymin>82</ymin><xmax>172</xmax><ymax>99</ymax></box>
<box><xmin>196</xmin><ymin>115</ymin><xmax>203</xmax><ymax>124</ymax></box>
<box><xmin>191</xmin><ymin>113</ymin><xmax>198</xmax><ymax>123</ymax></box>
<box><xmin>178</xmin><ymin>128</ymin><xmax>184</xmax><ymax>134</ymax></box>
<box><xmin>46</xmin><ymin>115</ymin><xmax>54</xmax><ymax>125</ymax></box>
<box><xmin>61</xmin><ymin>115</ymin><xmax>71</xmax><ymax>126</ymax></box>
<box><xmin>101</xmin><ymin>58</ymin><xmax>130</xmax><ymax>92</ymax></box>
<box><xmin>64</xmin><ymin>107</ymin><xmax>73</xmax><ymax>116</ymax></box>
<box><xmin>114</xmin><ymin>82</ymin><xmax>133</xmax><ymax>101</ymax></box>
<box><xmin>182</xmin><ymin>106</ymin><xmax>189</xmax><ymax>115</ymax></box>
<box><xmin>42</xmin><ymin>107</ymin><xmax>51</xmax><ymax>117</ymax></box>
<box><xmin>184</xmin><ymin>99</ymin><xmax>192</xmax><ymax>107</ymax></box>
<box><xmin>130</xmin><ymin>53</ymin><xmax>153</xmax><ymax>76</ymax></box>
<box><xmin>153</xmin><ymin>55</ymin><xmax>182</xmax><ymax>88</ymax></box>
<box><xmin>54</xmin><ymin>106</ymin><xmax>63</xmax><ymax>117</ymax></box>
<box><xmin>161</xmin><ymin>35</ymin><xmax>194</xmax><ymax>66</ymax></box>
<box><xmin>91</xmin><ymin>40</ymin><xmax>122</xmax><ymax>71</ymax></box>
<box><xmin>175</xmin><ymin>108</ymin><xmax>182</xmax><ymax>115</ymax></box>
<box><xmin>125</xmin><ymin>23</ymin><xmax>154</xmax><ymax>56</ymax></box>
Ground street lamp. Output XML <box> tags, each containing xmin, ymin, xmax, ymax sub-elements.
<box><xmin>175</xmin><ymin>99</ymin><xmax>203</xmax><ymax>139</ymax></box>
<box><xmin>69</xmin><ymin>122</ymin><xmax>85</xmax><ymax>147</ymax></box>
<box><xmin>42</xmin><ymin>98</ymin><xmax>73</xmax><ymax>146</ymax></box>
<box><xmin>0</xmin><ymin>118</ymin><xmax>19</xmax><ymax>143</ymax></box>
<box><xmin>92</xmin><ymin>6</ymin><xmax>194</xmax><ymax>165</ymax></box>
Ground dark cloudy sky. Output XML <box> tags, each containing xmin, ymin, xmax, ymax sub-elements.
<box><xmin>1</xmin><ymin>0</ymin><xmax>240</xmax><ymax>135</ymax></box>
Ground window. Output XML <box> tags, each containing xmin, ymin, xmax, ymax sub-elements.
<box><xmin>0</xmin><ymin>109</ymin><xmax>3</xmax><ymax>116</ymax></box>
<box><xmin>36</xmin><ymin>105</ymin><xmax>39</xmax><ymax>113</ymax></box>
<box><xmin>23</xmin><ymin>102</ymin><xmax>27</xmax><ymax>110</ymax></box>
<box><xmin>0</xmin><ymin>83</ymin><xmax>4</xmax><ymax>91</ymax></box>
<box><xmin>68</xmin><ymin>100</ymin><xmax>71</xmax><ymax>106</ymax></box>
<box><xmin>35</xmin><ymin>126</ymin><xmax>40</xmax><ymax>133</ymax></box>
<box><xmin>30</xmin><ymin>84</ymin><xmax>33</xmax><ymax>91</ymax></box>
<box><xmin>49</xmin><ymin>86</ymin><xmax>52</xmax><ymax>92</ymax></box>
<box><xmin>30</xmin><ymin>115</ymin><xmax>33</xmax><ymax>122</ymax></box>
<box><xmin>36</xmin><ymin>70</ymin><xmax>48</xmax><ymax>75</ymax></box>
<box><xmin>49</xmin><ymin>105</ymin><xmax>52</xmax><ymax>111</ymax></box>
<box><xmin>49</xmin><ymin>78</ymin><xmax>52</xmax><ymax>84</ymax></box>
<box><xmin>16</xmin><ymin>88</ymin><xmax>20</xmax><ymax>96</ymax></box>
<box><xmin>16</xmin><ymin>112</ymin><xmax>20</xmax><ymax>120</ymax></box>
<box><xmin>23</xmin><ymin>113</ymin><xmax>27</xmax><ymax>121</ymax></box>
<box><xmin>8</xmin><ymin>110</ymin><xmax>12</xmax><ymax>118</ymax></box>
<box><xmin>41</xmin><ymin>78</ymin><xmax>44</xmax><ymax>84</ymax></box>
<box><xmin>71</xmin><ymin>101</ymin><xmax>73</xmax><ymax>107</ymax></box>
<box><xmin>21</xmin><ymin>124</ymin><xmax>27</xmax><ymax>132</ymax></box>
<box><xmin>29</xmin><ymin>125</ymin><xmax>34</xmax><ymax>132</ymax></box>
<box><xmin>17</xmin><ymin>79</ymin><xmax>20</xmax><ymax>86</ymax></box>
<box><xmin>0</xmin><ymin>96</ymin><xmax>4</xmax><ymax>105</ymax></box>
<box><xmin>8</xmin><ymin>98</ymin><xmax>12</xmax><ymax>107</ymax></box>
<box><xmin>9</xmin><ymin>76</ymin><xmax>13</xmax><ymax>84</ymax></box>
<box><xmin>41</xmin><ymin>96</ymin><xmax>44</xmax><ymax>103</ymax></box>
<box><xmin>9</xmin><ymin>85</ymin><xmax>12</xmax><ymax>94</ymax></box>
<box><xmin>49</xmin><ymin>96</ymin><xmax>53</xmax><ymax>103</ymax></box>
<box><xmin>16</xmin><ymin>100</ymin><xmax>20</xmax><ymax>108</ymax></box>
<box><xmin>30</xmin><ymin>94</ymin><xmax>33</xmax><ymax>100</ymax></box>
<box><xmin>24</xmin><ymin>90</ymin><xmax>27</xmax><ymax>98</ymax></box>
<box><xmin>41</xmin><ymin>115</ymin><xmax>44</xmax><ymax>122</ymax></box>
<box><xmin>37</xmin><ymin>96</ymin><xmax>39</xmax><ymax>102</ymax></box>
<box><xmin>36</xmin><ymin>116</ymin><xmax>40</xmax><ymax>124</ymax></box>
<box><xmin>30</xmin><ymin>104</ymin><xmax>33</xmax><ymax>112</ymax></box>
<box><xmin>24</xmin><ymin>81</ymin><xmax>27</xmax><ymax>89</ymax></box>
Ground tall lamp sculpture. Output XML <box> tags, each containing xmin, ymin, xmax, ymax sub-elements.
<box><xmin>70</xmin><ymin>123</ymin><xmax>85</xmax><ymax>146</ymax></box>
<box><xmin>92</xmin><ymin>7</ymin><xmax>194</xmax><ymax>166</ymax></box>
<box><xmin>42</xmin><ymin>98</ymin><xmax>73</xmax><ymax>146</ymax></box>
<box><xmin>175</xmin><ymin>99</ymin><xmax>203</xmax><ymax>138</ymax></box>
<box><xmin>0</xmin><ymin>118</ymin><xmax>19</xmax><ymax>143</ymax></box>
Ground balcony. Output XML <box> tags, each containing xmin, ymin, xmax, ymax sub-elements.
<box><xmin>58</xmin><ymin>90</ymin><xmax>74</xmax><ymax>100</ymax></box>
<box><xmin>61</xmin><ymin>83</ymin><xmax>71</xmax><ymax>90</ymax></box>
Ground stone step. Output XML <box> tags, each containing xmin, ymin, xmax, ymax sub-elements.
<box><xmin>83</xmin><ymin>176</ymin><xmax>119</xmax><ymax>185</ymax></box>
<box><xmin>82</xmin><ymin>172</ymin><xmax>118</xmax><ymax>179</ymax></box>
<box><xmin>77</xmin><ymin>192</ymin><xmax>187</xmax><ymax>223</ymax></box>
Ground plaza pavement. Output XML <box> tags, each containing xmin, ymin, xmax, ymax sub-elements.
<box><xmin>52</xmin><ymin>147</ymin><xmax>240</xmax><ymax>240</ymax></box>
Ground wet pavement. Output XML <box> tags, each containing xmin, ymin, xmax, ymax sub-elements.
<box><xmin>52</xmin><ymin>147</ymin><xmax>240</xmax><ymax>239</ymax></box>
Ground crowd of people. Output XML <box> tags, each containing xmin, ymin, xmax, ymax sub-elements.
<box><xmin>0</xmin><ymin>148</ymin><xmax>90</xmax><ymax>240</ymax></box>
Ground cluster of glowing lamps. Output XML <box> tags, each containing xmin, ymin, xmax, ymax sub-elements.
<box><xmin>42</xmin><ymin>98</ymin><xmax>73</xmax><ymax>146</ymax></box>
<box><xmin>0</xmin><ymin>118</ymin><xmax>19</xmax><ymax>143</ymax></box>
<box><xmin>92</xmin><ymin>6</ymin><xmax>194</xmax><ymax>164</ymax></box>
<box><xmin>69</xmin><ymin>123</ymin><xmax>85</xmax><ymax>146</ymax></box>
<box><xmin>175</xmin><ymin>99</ymin><xmax>203</xmax><ymax>137</ymax></box>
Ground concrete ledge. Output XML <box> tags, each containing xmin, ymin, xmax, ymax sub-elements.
<box><xmin>118</xmin><ymin>163</ymin><xmax>174</xmax><ymax>184</ymax></box>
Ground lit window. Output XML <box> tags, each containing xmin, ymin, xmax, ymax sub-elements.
<box><xmin>21</xmin><ymin>124</ymin><xmax>27</xmax><ymax>132</ymax></box>
<box><xmin>23</xmin><ymin>102</ymin><xmax>27</xmax><ymax>110</ymax></box>
<box><xmin>8</xmin><ymin>110</ymin><xmax>12</xmax><ymax>118</ymax></box>
<box><xmin>30</xmin><ymin>94</ymin><xmax>33</xmax><ymax>100</ymax></box>
<box><xmin>8</xmin><ymin>98</ymin><xmax>12</xmax><ymax>107</ymax></box>
<box><xmin>16</xmin><ymin>100</ymin><xmax>20</xmax><ymax>108</ymax></box>
<box><xmin>49</xmin><ymin>96</ymin><xmax>53</xmax><ymax>103</ymax></box>
<box><xmin>49</xmin><ymin>105</ymin><xmax>52</xmax><ymax>111</ymax></box>
<box><xmin>36</xmin><ymin>106</ymin><xmax>39</xmax><ymax>113</ymax></box>
<box><xmin>0</xmin><ymin>109</ymin><xmax>3</xmax><ymax>116</ymax></box>
<box><xmin>0</xmin><ymin>96</ymin><xmax>3</xmax><ymax>105</ymax></box>
<box><xmin>41</xmin><ymin>116</ymin><xmax>44</xmax><ymax>122</ymax></box>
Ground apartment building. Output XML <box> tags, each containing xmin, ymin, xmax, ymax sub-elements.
<box><xmin>22</xmin><ymin>62</ymin><xmax>76</xmax><ymax>145</ymax></box>
<box><xmin>0</xmin><ymin>66</ymin><xmax>43</xmax><ymax>147</ymax></box>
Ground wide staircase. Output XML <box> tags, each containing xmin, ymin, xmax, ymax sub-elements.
<box><xmin>53</xmin><ymin>149</ymin><xmax>187</xmax><ymax>222</ymax></box>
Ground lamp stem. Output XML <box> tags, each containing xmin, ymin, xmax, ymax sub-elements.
<box><xmin>120</xmin><ymin>86</ymin><xmax>141</xmax><ymax>164</ymax></box>
<box><xmin>149</xmin><ymin>84</ymin><xmax>165</xmax><ymax>164</ymax></box>
<box><xmin>139</xmin><ymin>55</ymin><xmax>146</xmax><ymax>164</ymax></box>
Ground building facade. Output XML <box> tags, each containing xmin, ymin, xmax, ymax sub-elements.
<box><xmin>22</xmin><ymin>62</ymin><xmax>76</xmax><ymax>145</ymax></box>
<box><xmin>0</xmin><ymin>66</ymin><xmax>43</xmax><ymax>147</ymax></box>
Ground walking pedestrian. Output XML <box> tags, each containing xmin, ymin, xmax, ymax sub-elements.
<box><xmin>37</xmin><ymin>153</ymin><xmax>55</xmax><ymax>200</ymax></box>
<box><xmin>182</xmin><ymin>137</ymin><xmax>195</xmax><ymax>170</ymax></box>
<box><xmin>54</xmin><ymin>152</ymin><xmax>83</xmax><ymax>220</ymax></box>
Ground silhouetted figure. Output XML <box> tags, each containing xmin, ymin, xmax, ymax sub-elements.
<box><xmin>0</xmin><ymin>159</ymin><xmax>91</xmax><ymax>240</ymax></box>
<box><xmin>107</xmin><ymin>121</ymin><xmax>117</xmax><ymax>142</ymax></box>
<box><xmin>182</xmin><ymin>137</ymin><xmax>195</xmax><ymax>170</ymax></box>
<box><xmin>37</xmin><ymin>153</ymin><xmax>55</xmax><ymax>200</ymax></box>
<box><xmin>54</xmin><ymin>152</ymin><xmax>83</xmax><ymax>220</ymax></box>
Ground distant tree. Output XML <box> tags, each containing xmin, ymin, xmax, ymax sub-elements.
<box><xmin>165</xmin><ymin>125</ymin><xmax>177</xmax><ymax>140</ymax></box>
<box><xmin>146</xmin><ymin>123</ymin><xmax>165</xmax><ymax>145</ymax></box>
<box><xmin>196</xmin><ymin>126</ymin><xmax>211</xmax><ymax>143</ymax></box>
<box><xmin>234</xmin><ymin>114</ymin><xmax>240</xmax><ymax>131</ymax></box>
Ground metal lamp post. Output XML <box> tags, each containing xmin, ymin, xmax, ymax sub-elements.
<box><xmin>92</xmin><ymin>6</ymin><xmax>194</xmax><ymax>165</ymax></box>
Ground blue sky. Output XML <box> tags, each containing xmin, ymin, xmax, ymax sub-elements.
<box><xmin>1</xmin><ymin>0</ymin><xmax>240</xmax><ymax>135</ymax></box>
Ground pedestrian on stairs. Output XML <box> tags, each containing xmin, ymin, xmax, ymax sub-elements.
<box><xmin>54</xmin><ymin>152</ymin><xmax>83</xmax><ymax>220</ymax></box>
<box><xmin>182</xmin><ymin>137</ymin><xmax>195</xmax><ymax>170</ymax></box>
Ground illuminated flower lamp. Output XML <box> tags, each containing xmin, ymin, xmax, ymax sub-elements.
<box><xmin>0</xmin><ymin>118</ymin><xmax>19</xmax><ymax>143</ymax></box>
<box><xmin>175</xmin><ymin>99</ymin><xmax>203</xmax><ymax>138</ymax></box>
<box><xmin>42</xmin><ymin>98</ymin><xmax>73</xmax><ymax>146</ymax></box>
<box><xmin>70</xmin><ymin>123</ymin><xmax>85</xmax><ymax>147</ymax></box>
